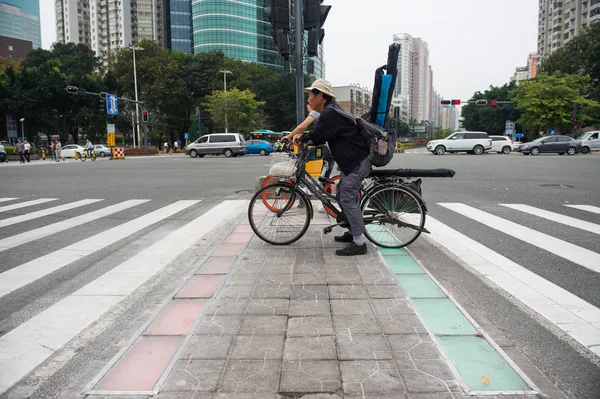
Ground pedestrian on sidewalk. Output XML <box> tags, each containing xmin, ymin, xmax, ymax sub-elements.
<box><xmin>292</xmin><ymin>79</ymin><xmax>372</xmax><ymax>256</ymax></box>
<box><xmin>15</xmin><ymin>139</ymin><xmax>25</xmax><ymax>164</ymax></box>
<box><xmin>163</xmin><ymin>141</ymin><xmax>169</xmax><ymax>154</ymax></box>
<box><xmin>23</xmin><ymin>140</ymin><xmax>31</xmax><ymax>162</ymax></box>
<box><xmin>55</xmin><ymin>139</ymin><xmax>64</xmax><ymax>162</ymax></box>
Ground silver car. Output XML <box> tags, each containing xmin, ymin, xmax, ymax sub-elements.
<box><xmin>94</xmin><ymin>144</ymin><xmax>112</xmax><ymax>157</ymax></box>
<box><xmin>520</xmin><ymin>135</ymin><xmax>582</xmax><ymax>155</ymax></box>
<box><xmin>577</xmin><ymin>131</ymin><xmax>600</xmax><ymax>154</ymax></box>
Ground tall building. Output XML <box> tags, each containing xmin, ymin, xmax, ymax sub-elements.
<box><xmin>510</xmin><ymin>52</ymin><xmax>539</xmax><ymax>83</ymax></box>
<box><xmin>0</xmin><ymin>0</ymin><xmax>41</xmax><ymax>49</ymax></box>
<box><xmin>537</xmin><ymin>0</ymin><xmax>600</xmax><ymax>59</ymax></box>
<box><xmin>440</xmin><ymin>105</ymin><xmax>459</xmax><ymax>131</ymax></box>
<box><xmin>192</xmin><ymin>0</ymin><xmax>326</xmax><ymax>77</ymax></box>
<box><xmin>392</xmin><ymin>33</ymin><xmax>414</xmax><ymax>119</ymax></box>
<box><xmin>164</xmin><ymin>0</ymin><xmax>192</xmax><ymax>53</ymax></box>
<box><xmin>56</xmin><ymin>0</ymin><xmax>166</xmax><ymax>57</ymax></box>
<box><xmin>332</xmin><ymin>84</ymin><xmax>372</xmax><ymax>116</ymax></box>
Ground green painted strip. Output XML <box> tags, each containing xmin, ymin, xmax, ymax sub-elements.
<box><xmin>384</xmin><ymin>255</ymin><xmax>424</xmax><ymax>274</ymax></box>
<box><xmin>378</xmin><ymin>247</ymin><xmax>409</xmax><ymax>256</ymax></box>
<box><xmin>440</xmin><ymin>336</ymin><xmax>530</xmax><ymax>391</ymax></box>
<box><xmin>396</xmin><ymin>274</ymin><xmax>446</xmax><ymax>298</ymax></box>
<box><xmin>412</xmin><ymin>299</ymin><xmax>477</xmax><ymax>335</ymax></box>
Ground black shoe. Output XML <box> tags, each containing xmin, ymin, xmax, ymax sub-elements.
<box><xmin>336</xmin><ymin>242</ymin><xmax>368</xmax><ymax>256</ymax></box>
<box><xmin>334</xmin><ymin>231</ymin><xmax>353</xmax><ymax>242</ymax></box>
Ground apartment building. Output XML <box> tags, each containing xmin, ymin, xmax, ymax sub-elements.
<box><xmin>56</xmin><ymin>0</ymin><xmax>169</xmax><ymax>58</ymax></box>
<box><xmin>333</xmin><ymin>84</ymin><xmax>372</xmax><ymax>117</ymax></box>
<box><xmin>538</xmin><ymin>0</ymin><xmax>600</xmax><ymax>58</ymax></box>
<box><xmin>510</xmin><ymin>52</ymin><xmax>540</xmax><ymax>83</ymax></box>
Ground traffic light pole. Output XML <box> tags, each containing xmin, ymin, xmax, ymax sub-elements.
<box><xmin>295</xmin><ymin>0</ymin><xmax>304</xmax><ymax>125</ymax></box>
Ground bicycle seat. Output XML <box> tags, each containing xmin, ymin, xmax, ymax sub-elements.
<box><xmin>369</xmin><ymin>168</ymin><xmax>456</xmax><ymax>178</ymax></box>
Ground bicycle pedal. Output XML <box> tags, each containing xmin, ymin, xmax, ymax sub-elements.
<box><xmin>323</xmin><ymin>226</ymin><xmax>333</xmax><ymax>234</ymax></box>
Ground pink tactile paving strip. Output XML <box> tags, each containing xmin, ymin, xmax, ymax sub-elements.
<box><xmin>92</xmin><ymin>226</ymin><xmax>252</xmax><ymax>393</ymax></box>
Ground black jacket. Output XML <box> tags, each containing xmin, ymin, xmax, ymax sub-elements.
<box><xmin>300</xmin><ymin>103</ymin><xmax>369</xmax><ymax>174</ymax></box>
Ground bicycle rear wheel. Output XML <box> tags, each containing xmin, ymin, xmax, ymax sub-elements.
<box><xmin>249</xmin><ymin>182</ymin><xmax>311</xmax><ymax>245</ymax></box>
<box><xmin>362</xmin><ymin>185</ymin><xmax>425</xmax><ymax>248</ymax></box>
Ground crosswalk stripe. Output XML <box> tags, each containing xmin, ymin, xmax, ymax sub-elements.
<box><xmin>564</xmin><ymin>204</ymin><xmax>600</xmax><ymax>215</ymax></box>
<box><xmin>0</xmin><ymin>200</ymin><xmax>248</xmax><ymax>395</ymax></box>
<box><xmin>500</xmin><ymin>204</ymin><xmax>600</xmax><ymax>235</ymax></box>
<box><xmin>0</xmin><ymin>200</ymin><xmax>200</xmax><ymax>299</ymax></box>
<box><xmin>0</xmin><ymin>199</ymin><xmax>104</xmax><ymax>229</ymax></box>
<box><xmin>0</xmin><ymin>200</ymin><xmax>149</xmax><ymax>253</ymax></box>
<box><xmin>439</xmin><ymin>203</ymin><xmax>600</xmax><ymax>274</ymax></box>
<box><xmin>425</xmin><ymin>216</ymin><xmax>600</xmax><ymax>357</ymax></box>
<box><xmin>0</xmin><ymin>198</ymin><xmax>58</xmax><ymax>213</ymax></box>
<box><xmin>0</xmin><ymin>198</ymin><xmax>19</xmax><ymax>203</ymax></box>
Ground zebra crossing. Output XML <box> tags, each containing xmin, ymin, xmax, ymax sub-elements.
<box><xmin>424</xmin><ymin>202</ymin><xmax>600</xmax><ymax>359</ymax></box>
<box><xmin>0</xmin><ymin>196</ymin><xmax>599</xmax><ymax>394</ymax></box>
<box><xmin>0</xmin><ymin>197</ymin><xmax>247</xmax><ymax>395</ymax></box>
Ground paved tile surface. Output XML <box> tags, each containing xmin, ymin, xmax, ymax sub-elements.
<box><xmin>153</xmin><ymin>220</ymin><xmax>466</xmax><ymax>398</ymax></box>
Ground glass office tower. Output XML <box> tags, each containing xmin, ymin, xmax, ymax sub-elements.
<box><xmin>192</xmin><ymin>0</ymin><xmax>324</xmax><ymax>77</ymax></box>
<box><xmin>0</xmin><ymin>0</ymin><xmax>42</xmax><ymax>48</ymax></box>
<box><xmin>165</xmin><ymin>0</ymin><xmax>193</xmax><ymax>53</ymax></box>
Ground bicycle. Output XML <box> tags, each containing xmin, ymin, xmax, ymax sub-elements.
<box><xmin>248</xmin><ymin>143</ymin><xmax>455</xmax><ymax>248</ymax></box>
<box><xmin>80</xmin><ymin>149</ymin><xmax>97</xmax><ymax>162</ymax></box>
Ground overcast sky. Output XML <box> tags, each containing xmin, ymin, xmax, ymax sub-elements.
<box><xmin>40</xmin><ymin>0</ymin><xmax>539</xmax><ymax>102</ymax></box>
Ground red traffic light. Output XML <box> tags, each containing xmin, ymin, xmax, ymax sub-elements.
<box><xmin>451</xmin><ymin>99</ymin><xmax>461</xmax><ymax>105</ymax></box>
<box><xmin>490</xmin><ymin>99</ymin><xmax>498</xmax><ymax>106</ymax></box>
<box><xmin>441</xmin><ymin>100</ymin><xmax>451</xmax><ymax>105</ymax></box>
<box><xmin>142</xmin><ymin>111</ymin><xmax>149</xmax><ymax>123</ymax></box>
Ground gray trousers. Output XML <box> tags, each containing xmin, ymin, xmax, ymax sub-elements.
<box><xmin>338</xmin><ymin>157</ymin><xmax>372</xmax><ymax>236</ymax></box>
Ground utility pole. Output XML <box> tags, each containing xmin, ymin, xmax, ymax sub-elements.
<box><xmin>295</xmin><ymin>0</ymin><xmax>304</xmax><ymax>125</ymax></box>
<box><xmin>130</xmin><ymin>46</ymin><xmax>144</xmax><ymax>148</ymax></box>
<box><xmin>220</xmin><ymin>70</ymin><xmax>232</xmax><ymax>133</ymax></box>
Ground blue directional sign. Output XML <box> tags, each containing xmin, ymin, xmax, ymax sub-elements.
<box><xmin>106</xmin><ymin>94</ymin><xmax>118</xmax><ymax>115</ymax></box>
<box><xmin>512</xmin><ymin>133</ymin><xmax>524</xmax><ymax>138</ymax></box>
<box><xmin>184</xmin><ymin>132</ymin><xmax>189</xmax><ymax>139</ymax></box>
<box><xmin>550</xmin><ymin>129</ymin><xmax>556</xmax><ymax>135</ymax></box>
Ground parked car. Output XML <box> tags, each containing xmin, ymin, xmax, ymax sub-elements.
<box><xmin>490</xmin><ymin>135</ymin><xmax>518</xmax><ymax>154</ymax></box>
<box><xmin>577</xmin><ymin>131</ymin><xmax>600</xmax><ymax>154</ymax></box>
<box><xmin>520</xmin><ymin>135</ymin><xmax>581</xmax><ymax>155</ymax></box>
<box><xmin>94</xmin><ymin>144</ymin><xmax>112</xmax><ymax>157</ymax></box>
<box><xmin>185</xmin><ymin>133</ymin><xmax>247</xmax><ymax>158</ymax></box>
<box><xmin>60</xmin><ymin>144</ymin><xmax>85</xmax><ymax>158</ymax></box>
<box><xmin>245</xmin><ymin>139</ymin><xmax>274</xmax><ymax>156</ymax></box>
<box><xmin>427</xmin><ymin>131</ymin><xmax>492</xmax><ymax>155</ymax></box>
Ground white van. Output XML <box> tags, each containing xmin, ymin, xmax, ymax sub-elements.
<box><xmin>186</xmin><ymin>133</ymin><xmax>247</xmax><ymax>158</ymax></box>
<box><xmin>577</xmin><ymin>131</ymin><xmax>600</xmax><ymax>154</ymax></box>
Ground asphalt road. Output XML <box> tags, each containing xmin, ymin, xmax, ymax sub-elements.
<box><xmin>1</xmin><ymin>149</ymin><xmax>599</xmax><ymax>398</ymax></box>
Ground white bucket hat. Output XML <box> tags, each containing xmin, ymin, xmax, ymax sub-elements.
<box><xmin>304</xmin><ymin>79</ymin><xmax>335</xmax><ymax>98</ymax></box>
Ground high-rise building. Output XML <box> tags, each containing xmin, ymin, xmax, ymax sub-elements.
<box><xmin>164</xmin><ymin>0</ymin><xmax>192</xmax><ymax>53</ymax></box>
<box><xmin>392</xmin><ymin>33</ymin><xmax>414</xmax><ymax>119</ymax></box>
<box><xmin>537</xmin><ymin>0</ymin><xmax>600</xmax><ymax>59</ymax></box>
<box><xmin>56</xmin><ymin>0</ymin><xmax>166</xmax><ymax>57</ymax></box>
<box><xmin>192</xmin><ymin>0</ymin><xmax>325</xmax><ymax>77</ymax></box>
<box><xmin>0</xmin><ymin>0</ymin><xmax>41</xmax><ymax>49</ymax></box>
<box><xmin>510</xmin><ymin>52</ymin><xmax>539</xmax><ymax>83</ymax></box>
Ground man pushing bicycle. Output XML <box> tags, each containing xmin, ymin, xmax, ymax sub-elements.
<box><xmin>289</xmin><ymin>79</ymin><xmax>372</xmax><ymax>256</ymax></box>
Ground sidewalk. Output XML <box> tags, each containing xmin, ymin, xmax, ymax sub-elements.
<box><xmin>83</xmin><ymin>209</ymin><xmax>539</xmax><ymax>399</ymax></box>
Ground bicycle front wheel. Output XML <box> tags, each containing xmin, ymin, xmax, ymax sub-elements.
<box><xmin>362</xmin><ymin>185</ymin><xmax>426</xmax><ymax>248</ymax></box>
<box><xmin>249</xmin><ymin>182</ymin><xmax>311</xmax><ymax>245</ymax></box>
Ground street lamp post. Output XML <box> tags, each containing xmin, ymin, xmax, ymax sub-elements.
<box><xmin>130</xmin><ymin>46</ymin><xmax>144</xmax><ymax>148</ymax></box>
<box><xmin>19</xmin><ymin>118</ymin><xmax>25</xmax><ymax>139</ymax></box>
<box><xmin>219</xmin><ymin>70</ymin><xmax>232</xmax><ymax>133</ymax></box>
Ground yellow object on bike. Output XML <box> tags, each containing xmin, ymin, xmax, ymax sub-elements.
<box><xmin>293</xmin><ymin>145</ymin><xmax>323</xmax><ymax>178</ymax></box>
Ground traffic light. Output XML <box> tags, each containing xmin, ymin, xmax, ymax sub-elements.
<box><xmin>441</xmin><ymin>100</ymin><xmax>451</xmax><ymax>105</ymax></box>
<box><xmin>142</xmin><ymin>110</ymin><xmax>149</xmax><ymax>123</ymax></box>
<box><xmin>451</xmin><ymin>99</ymin><xmax>461</xmax><ymax>105</ymax></box>
<box><xmin>475</xmin><ymin>99</ymin><xmax>488</xmax><ymax>105</ymax></box>
<box><xmin>393</xmin><ymin>106</ymin><xmax>400</xmax><ymax>119</ymax></box>
<box><xmin>66</xmin><ymin>86</ymin><xmax>79</xmax><ymax>94</ymax></box>
<box><xmin>99</xmin><ymin>98</ymin><xmax>106</xmax><ymax>114</ymax></box>
<box><xmin>304</xmin><ymin>0</ymin><xmax>331</xmax><ymax>57</ymax></box>
<box><xmin>264</xmin><ymin>0</ymin><xmax>291</xmax><ymax>59</ymax></box>
<box><xmin>306</xmin><ymin>59</ymin><xmax>315</xmax><ymax>75</ymax></box>
<box><xmin>490</xmin><ymin>99</ymin><xmax>498</xmax><ymax>106</ymax></box>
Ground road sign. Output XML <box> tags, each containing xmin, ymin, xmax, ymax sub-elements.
<box><xmin>550</xmin><ymin>129</ymin><xmax>556</xmax><ymax>135</ymax></box>
<box><xmin>107</xmin><ymin>133</ymin><xmax>115</xmax><ymax>147</ymax></box>
<box><xmin>107</xmin><ymin>124</ymin><xmax>115</xmax><ymax>134</ymax></box>
<box><xmin>106</xmin><ymin>94</ymin><xmax>118</xmax><ymax>115</ymax></box>
<box><xmin>184</xmin><ymin>132</ymin><xmax>189</xmax><ymax>139</ymax></box>
<box><xmin>512</xmin><ymin>133</ymin><xmax>524</xmax><ymax>138</ymax></box>
<box><xmin>505</xmin><ymin>120</ymin><xmax>514</xmax><ymax>135</ymax></box>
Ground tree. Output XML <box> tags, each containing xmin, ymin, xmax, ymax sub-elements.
<box><xmin>204</xmin><ymin>88</ymin><xmax>266</xmax><ymax>134</ymax></box>
<box><xmin>512</xmin><ymin>73</ymin><xmax>598</xmax><ymax>135</ymax></box>
<box><xmin>461</xmin><ymin>83</ymin><xmax>521</xmax><ymax>135</ymax></box>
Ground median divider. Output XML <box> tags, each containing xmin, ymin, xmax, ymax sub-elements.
<box><xmin>111</xmin><ymin>147</ymin><xmax>126</xmax><ymax>159</ymax></box>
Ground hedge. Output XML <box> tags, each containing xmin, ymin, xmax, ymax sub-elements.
<box><xmin>123</xmin><ymin>148</ymin><xmax>159</xmax><ymax>156</ymax></box>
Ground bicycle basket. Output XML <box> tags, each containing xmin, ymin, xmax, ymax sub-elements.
<box><xmin>269</xmin><ymin>152</ymin><xmax>298</xmax><ymax>177</ymax></box>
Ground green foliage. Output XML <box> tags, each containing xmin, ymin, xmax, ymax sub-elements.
<box><xmin>461</xmin><ymin>83</ymin><xmax>521</xmax><ymax>134</ymax></box>
<box><xmin>512</xmin><ymin>73</ymin><xmax>598</xmax><ymax>134</ymax></box>
<box><xmin>204</xmin><ymin>88</ymin><xmax>266</xmax><ymax>133</ymax></box>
